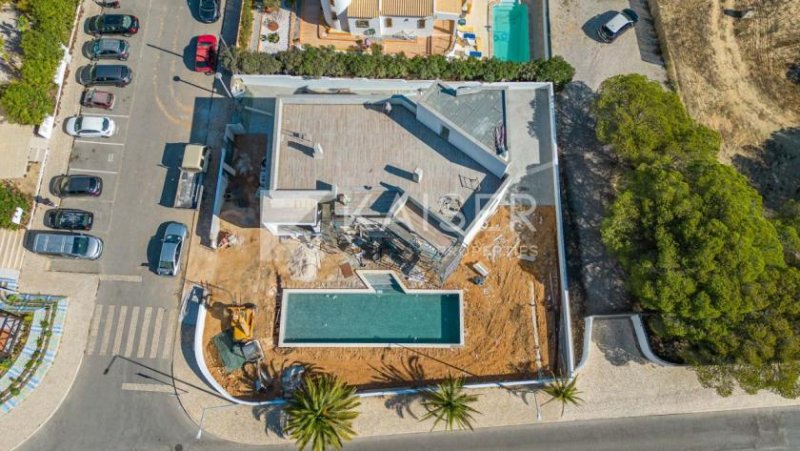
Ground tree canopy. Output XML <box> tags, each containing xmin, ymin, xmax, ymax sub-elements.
<box><xmin>597</xmin><ymin>74</ymin><xmax>800</xmax><ymax>397</ymax></box>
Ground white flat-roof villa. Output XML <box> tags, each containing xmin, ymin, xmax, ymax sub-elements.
<box><xmin>222</xmin><ymin>76</ymin><xmax>560</xmax><ymax>281</ymax></box>
<box><xmin>320</xmin><ymin>0</ymin><xmax>463</xmax><ymax>38</ymax></box>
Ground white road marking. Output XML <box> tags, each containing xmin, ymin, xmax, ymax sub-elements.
<box><xmin>74</xmin><ymin>140</ymin><xmax>125</xmax><ymax>146</ymax></box>
<box><xmin>148</xmin><ymin>308</ymin><xmax>166</xmax><ymax>359</ymax></box>
<box><xmin>69</xmin><ymin>168</ymin><xmax>119</xmax><ymax>175</ymax></box>
<box><xmin>98</xmin><ymin>305</ymin><xmax>116</xmax><ymax>356</ymax></box>
<box><xmin>124</xmin><ymin>306</ymin><xmax>140</xmax><ymax>357</ymax></box>
<box><xmin>86</xmin><ymin>304</ymin><xmax>104</xmax><ymax>354</ymax></box>
<box><xmin>112</xmin><ymin>305</ymin><xmax>128</xmax><ymax>355</ymax></box>
<box><xmin>99</xmin><ymin>274</ymin><xmax>142</xmax><ymax>282</ymax></box>
<box><xmin>161</xmin><ymin>309</ymin><xmax>177</xmax><ymax>359</ymax></box>
<box><xmin>137</xmin><ymin>307</ymin><xmax>153</xmax><ymax>358</ymax></box>
<box><xmin>120</xmin><ymin>383</ymin><xmax>174</xmax><ymax>393</ymax></box>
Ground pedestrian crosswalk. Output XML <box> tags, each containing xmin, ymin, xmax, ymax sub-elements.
<box><xmin>86</xmin><ymin>303</ymin><xmax>177</xmax><ymax>360</ymax></box>
<box><xmin>0</xmin><ymin>229</ymin><xmax>25</xmax><ymax>271</ymax></box>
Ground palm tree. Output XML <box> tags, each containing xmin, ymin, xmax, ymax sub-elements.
<box><xmin>420</xmin><ymin>375</ymin><xmax>480</xmax><ymax>431</ymax></box>
<box><xmin>284</xmin><ymin>373</ymin><xmax>361</xmax><ymax>451</ymax></box>
<box><xmin>542</xmin><ymin>375</ymin><xmax>583</xmax><ymax>417</ymax></box>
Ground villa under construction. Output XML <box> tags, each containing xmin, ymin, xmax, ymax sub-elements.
<box><xmin>221</xmin><ymin>76</ymin><xmax>560</xmax><ymax>282</ymax></box>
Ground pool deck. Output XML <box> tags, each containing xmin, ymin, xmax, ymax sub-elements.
<box><xmin>278</xmin><ymin>270</ymin><xmax>465</xmax><ymax>348</ymax></box>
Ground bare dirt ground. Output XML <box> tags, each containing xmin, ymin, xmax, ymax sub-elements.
<box><xmin>655</xmin><ymin>0</ymin><xmax>800</xmax><ymax>207</ymax></box>
<box><xmin>188</xmin><ymin>206</ymin><xmax>558</xmax><ymax>398</ymax></box>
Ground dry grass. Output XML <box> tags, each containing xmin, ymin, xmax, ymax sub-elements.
<box><xmin>655</xmin><ymin>0</ymin><xmax>800</xmax><ymax>161</ymax></box>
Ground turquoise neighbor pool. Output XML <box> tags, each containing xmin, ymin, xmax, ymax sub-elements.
<box><xmin>278</xmin><ymin>272</ymin><xmax>464</xmax><ymax>347</ymax></box>
<box><xmin>492</xmin><ymin>2</ymin><xmax>531</xmax><ymax>62</ymax></box>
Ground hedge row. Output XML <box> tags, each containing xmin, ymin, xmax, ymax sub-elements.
<box><xmin>0</xmin><ymin>0</ymin><xmax>80</xmax><ymax>125</ymax></box>
<box><xmin>0</xmin><ymin>182</ymin><xmax>30</xmax><ymax>230</ymax></box>
<box><xmin>222</xmin><ymin>46</ymin><xmax>575</xmax><ymax>88</ymax></box>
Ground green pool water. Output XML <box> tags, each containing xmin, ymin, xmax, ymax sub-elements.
<box><xmin>492</xmin><ymin>2</ymin><xmax>531</xmax><ymax>62</ymax></box>
<box><xmin>281</xmin><ymin>279</ymin><xmax>462</xmax><ymax>346</ymax></box>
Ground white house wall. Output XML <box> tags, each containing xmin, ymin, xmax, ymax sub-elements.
<box><xmin>380</xmin><ymin>16</ymin><xmax>435</xmax><ymax>37</ymax></box>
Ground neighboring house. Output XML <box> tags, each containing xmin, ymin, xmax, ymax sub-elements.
<box><xmin>227</xmin><ymin>76</ymin><xmax>560</xmax><ymax>281</ymax></box>
<box><xmin>320</xmin><ymin>0</ymin><xmax>463</xmax><ymax>38</ymax></box>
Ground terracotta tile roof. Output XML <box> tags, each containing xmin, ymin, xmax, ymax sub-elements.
<box><xmin>435</xmin><ymin>0</ymin><xmax>462</xmax><ymax>14</ymax></box>
<box><xmin>348</xmin><ymin>0</ymin><xmax>379</xmax><ymax>18</ymax></box>
<box><xmin>381</xmin><ymin>0</ymin><xmax>434</xmax><ymax>17</ymax></box>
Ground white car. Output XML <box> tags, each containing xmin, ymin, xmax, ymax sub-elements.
<box><xmin>65</xmin><ymin>115</ymin><xmax>116</xmax><ymax>138</ymax></box>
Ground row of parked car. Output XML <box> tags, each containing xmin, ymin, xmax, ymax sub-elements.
<box><xmin>31</xmin><ymin>174</ymin><xmax>188</xmax><ymax>276</ymax></box>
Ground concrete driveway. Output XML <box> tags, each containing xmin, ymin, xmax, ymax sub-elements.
<box><xmin>550</xmin><ymin>0</ymin><xmax>666</xmax><ymax>89</ymax></box>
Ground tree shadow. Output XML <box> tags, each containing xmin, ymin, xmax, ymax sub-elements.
<box><xmin>731</xmin><ymin>127</ymin><xmax>800</xmax><ymax>211</ymax></box>
<box><xmin>592</xmin><ymin>318</ymin><xmax>646</xmax><ymax>366</ymax></box>
<box><xmin>252</xmin><ymin>403</ymin><xmax>286</xmax><ymax>438</ymax></box>
<box><xmin>369</xmin><ymin>355</ymin><xmax>427</xmax><ymax>419</ymax></box>
<box><xmin>627</xmin><ymin>0</ymin><xmax>664</xmax><ymax>66</ymax></box>
<box><xmin>555</xmin><ymin>81</ymin><xmax>632</xmax><ymax>315</ymax></box>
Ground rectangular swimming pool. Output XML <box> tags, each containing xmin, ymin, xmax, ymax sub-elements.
<box><xmin>278</xmin><ymin>271</ymin><xmax>464</xmax><ymax>347</ymax></box>
<box><xmin>492</xmin><ymin>2</ymin><xmax>531</xmax><ymax>62</ymax></box>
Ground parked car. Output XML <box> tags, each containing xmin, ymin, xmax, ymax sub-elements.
<box><xmin>65</xmin><ymin>115</ymin><xmax>117</xmax><ymax>138</ymax></box>
<box><xmin>87</xmin><ymin>38</ymin><xmax>130</xmax><ymax>60</ymax></box>
<box><xmin>87</xmin><ymin>14</ymin><xmax>139</xmax><ymax>37</ymax></box>
<box><xmin>30</xmin><ymin>231</ymin><xmax>103</xmax><ymax>260</ymax></box>
<box><xmin>198</xmin><ymin>0</ymin><xmax>220</xmax><ymax>23</ymax></box>
<box><xmin>598</xmin><ymin>9</ymin><xmax>639</xmax><ymax>43</ymax></box>
<box><xmin>53</xmin><ymin>175</ymin><xmax>103</xmax><ymax>197</ymax></box>
<box><xmin>44</xmin><ymin>209</ymin><xmax>94</xmax><ymax>231</ymax></box>
<box><xmin>156</xmin><ymin>222</ymin><xmax>188</xmax><ymax>276</ymax></box>
<box><xmin>78</xmin><ymin>64</ymin><xmax>132</xmax><ymax>87</ymax></box>
<box><xmin>80</xmin><ymin>89</ymin><xmax>116</xmax><ymax>110</ymax></box>
<box><xmin>194</xmin><ymin>35</ymin><xmax>217</xmax><ymax>74</ymax></box>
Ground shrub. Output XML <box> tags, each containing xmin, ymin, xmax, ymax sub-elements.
<box><xmin>238</xmin><ymin>0</ymin><xmax>253</xmax><ymax>49</ymax></box>
<box><xmin>9</xmin><ymin>386</ymin><xmax>21</xmax><ymax>396</ymax></box>
<box><xmin>222</xmin><ymin>46</ymin><xmax>575</xmax><ymax>88</ymax></box>
<box><xmin>0</xmin><ymin>0</ymin><xmax>79</xmax><ymax>124</ymax></box>
<box><xmin>0</xmin><ymin>182</ymin><xmax>31</xmax><ymax>230</ymax></box>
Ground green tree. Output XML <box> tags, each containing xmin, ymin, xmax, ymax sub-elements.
<box><xmin>0</xmin><ymin>181</ymin><xmax>30</xmax><ymax>230</ymax></box>
<box><xmin>593</xmin><ymin>74</ymin><xmax>718</xmax><ymax>167</ymax></box>
<box><xmin>596</xmin><ymin>74</ymin><xmax>800</xmax><ymax>397</ymax></box>
<box><xmin>542</xmin><ymin>376</ymin><xmax>583</xmax><ymax>417</ymax></box>
<box><xmin>420</xmin><ymin>375</ymin><xmax>480</xmax><ymax>431</ymax></box>
<box><xmin>285</xmin><ymin>373</ymin><xmax>360</xmax><ymax>451</ymax></box>
<box><xmin>0</xmin><ymin>81</ymin><xmax>53</xmax><ymax>125</ymax></box>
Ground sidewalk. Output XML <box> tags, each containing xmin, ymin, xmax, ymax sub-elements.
<box><xmin>0</xmin><ymin>0</ymin><xmax>104</xmax><ymax>448</ymax></box>
<box><xmin>173</xmin><ymin>313</ymin><xmax>800</xmax><ymax>446</ymax></box>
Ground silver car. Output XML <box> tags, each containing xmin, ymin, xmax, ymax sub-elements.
<box><xmin>31</xmin><ymin>232</ymin><xmax>103</xmax><ymax>260</ymax></box>
<box><xmin>157</xmin><ymin>222</ymin><xmax>188</xmax><ymax>276</ymax></box>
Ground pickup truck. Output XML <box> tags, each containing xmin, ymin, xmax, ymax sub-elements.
<box><xmin>31</xmin><ymin>232</ymin><xmax>103</xmax><ymax>260</ymax></box>
<box><xmin>174</xmin><ymin>144</ymin><xmax>210</xmax><ymax>209</ymax></box>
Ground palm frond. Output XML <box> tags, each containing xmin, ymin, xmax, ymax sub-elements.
<box><xmin>285</xmin><ymin>373</ymin><xmax>361</xmax><ymax>451</ymax></box>
<box><xmin>543</xmin><ymin>375</ymin><xmax>583</xmax><ymax>417</ymax></box>
<box><xmin>420</xmin><ymin>375</ymin><xmax>480</xmax><ymax>431</ymax></box>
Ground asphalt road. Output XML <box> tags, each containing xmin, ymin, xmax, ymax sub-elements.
<box><xmin>263</xmin><ymin>406</ymin><xmax>800</xmax><ymax>451</ymax></box>
<box><xmin>20</xmin><ymin>0</ymin><xmax>233</xmax><ymax>448</ymax></box>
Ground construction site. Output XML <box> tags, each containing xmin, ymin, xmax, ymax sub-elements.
<box><xmin>186</xmin><ymin>204</ymin><xmax>559</xmax><ymax>399</ymax></box>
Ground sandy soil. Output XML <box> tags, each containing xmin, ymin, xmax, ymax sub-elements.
<box><xmin>190</xmin><ymin>206</ymin><xmax>559</xmax><ymax>397</ymax></box>
<box><xmin>655</xmin><ymin>0</ymin><xmax>800</xmax><ymax>162</ymax></box>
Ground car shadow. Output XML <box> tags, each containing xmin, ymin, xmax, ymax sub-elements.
<box><xmin>582</xmin><ymin>10</ymin><xmax>618</xmax><ymax>43</ymax></box>
<box><xmin>159</xmin><ymin>143</ymin><xmax>185</xmax><ymax>208</ymax></box>
<box><xmin>186</xmin><ymin>0</ymin><xmax>201</xmax><ymax>22</ymax></box>
<box><xmin>145</xmin><ymin>222</ymin><xmax>171</xmax><ymax>274</ymax></box>
<box><xmin>183</xmin><ymin>36</ymin><xmax>198</xmax><ymax>72</ymax></box>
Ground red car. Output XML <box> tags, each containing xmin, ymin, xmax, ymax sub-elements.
<box><xmin>194</xmin><ymin>35</ymin><xmax>217</xmax><ymax>74</ymax></box>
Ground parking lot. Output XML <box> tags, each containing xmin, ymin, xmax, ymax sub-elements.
<box><xmin>550</xmin><ymin>0</ymin><xmax>666</xmax><ymax>89</ymax></box>
<box><xmin>41</xmin><ymin>0</ymin><xmax>232</xmax><ymax>275</ymax></box>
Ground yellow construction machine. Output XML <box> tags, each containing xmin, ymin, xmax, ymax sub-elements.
<box><xmin>227</xmin><ymin>303</ymin><xmax>255</xmax><ymax>343</ymax></box>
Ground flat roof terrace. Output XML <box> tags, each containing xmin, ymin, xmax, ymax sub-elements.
<box><xmin>274</xmin><ymin>100</ymin><xmax>503</xmax><ymax>231</ymax></box>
